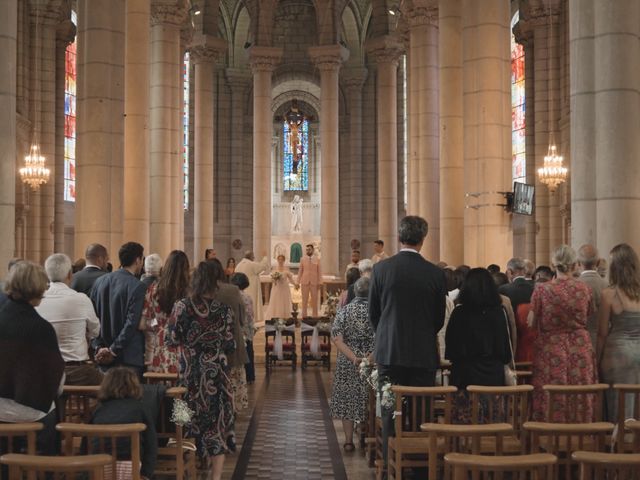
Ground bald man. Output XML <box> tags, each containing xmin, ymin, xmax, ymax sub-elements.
<box><xmin>71</xmin><ymin>243</ymin><xmax>109</xmax><ymax>296</ymax></box>
<box><xmin>578</xmin><ymin>244</ymin><xmax>607</xmax><ymax>347</ymax></box>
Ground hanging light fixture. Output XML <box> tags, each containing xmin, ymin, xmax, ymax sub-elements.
<box><xmin>537</xmin><ymin>7</ymin><xmax>567</xmax><ymax>193</ymax></box>
<box><xmin>20</xmin><ymin>7</ymin><xmax>50</xmax><ymax>191</ymax></box>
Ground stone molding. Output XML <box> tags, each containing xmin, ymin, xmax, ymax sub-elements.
<box><xmin>225</xmin><ymin>68</ymin><xmax>252</xmax><ymax>93</ymax></box>
<box><xmin>406</xmin><ymin>6</ymin><xmax>438</xmax><ymax>28</ymax></box>
<box><xmin>29</xmin><ymin>0</ymin><xmax>63</xmax><ymax>25</ymax></box>
<box><xmin>248</xmin><ymin>46</ymin><xmax>283</xmax><ymax>73</ymax></box>
<box><xmin>308</xmin><ymin>44</ymin><xmax>349</xmax><ymax>72</ymax></box>
<box><xmin>365</xmin><ymin>35</ymin><xmax>405</xmax><ymax>66</ymax></box>
<box><xmin>150</xmin><ymin>0</ymin><xmax>188</xmax><ymax>27</ymax></box>
<box><xmin>341</xmin><ymin>67</ymin><xmax>368</xmax><ymax>90</ymax></box>
<box><xmin>190</xmin><ymin>34</ymin><xmax>227</xmax><ymax>64</ymax></box>
<box><xmin>56</xmin><ymin>18</ymin><xmax>76</xmax><ymax>46</ymax></box>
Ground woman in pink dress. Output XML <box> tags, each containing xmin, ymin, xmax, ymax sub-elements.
<box><xmin>529</xmin><ymin>245</ymin><xmax>597</xmax><ymax>422</ymax></box>
<box><xmin>141</xmin><ymin>250</ymin><xmax>190</xmax><ymax>373</ymax></box>
<box><xmin>264</xmin><ymin>254</ymin><xmax>296</xmax><ymax>320</ymax></box>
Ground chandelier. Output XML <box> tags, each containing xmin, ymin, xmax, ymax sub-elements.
<box><xmin>537</xmin><ymin>144</ymin><xmax>567</xmax><ymax>193</ymax></box>
<box><xmin>20</xmin><ymin>143</ymin><xmax>50</xmax><ymax>190</ymax></box>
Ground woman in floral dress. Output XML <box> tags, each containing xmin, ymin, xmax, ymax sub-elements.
<box><xmin>169</xmin><ymin>261</ymin><xmax>236</xmax><ymax>480</ymax></box>
<box><xmin>530</xmin><ymin>245</ymin><xmax>597</xmax><ymax>422</ymax></box>
<box><xmin>141</xmin><ymin>250</ymin><xmax>190</xmax><ymax>373</ymax></box>
<box><xmin>330</xmin><ymin>277</ymin><xmax>375</xmax><ymax>451</ymax></box>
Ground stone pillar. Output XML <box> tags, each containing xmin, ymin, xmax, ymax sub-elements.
<box><xmin>367</xmin><ymin>37</ymin><xmax>403</xmax><ymax>255</ymax></box>
<box><xmin>462</xmin><ymin>0</ymin><xmax>512</xmax><ymax>267</ymax></box>
<box><xmin>226</xmin><ymin>68</ymin><xmax>252</xmax><ymax>256</ymax></box>
<box><xmin>191</xmin><ymin>35</ymin><xmax>226</xmax><ymax>264</ymax></box>
<box><xmin>309</xmin><ymin>44</ymin><xmax>348</xmax><ymax>277</ymax></box>
<box><xmin>55</xmin><ymin>17</ymin><xmax>75</xmax><ymax>254</ymax></box>
<box><xmin>0</xmin><ymin>0</ymin><xmax>17</xmax><ymax>278</ymax></box>
<box><xmin>343</xmin><ymin>68</ymin><xmax>367</xmax><ymax>256</ymax></box>
<box><xmin>438</xmin><ymin>0</ymin><xmax>463</xmax><ymax>266</ymax></box>
<box><xmin>75</xmin><ymin>0</ymin><xmax>125</xmax><ymax>259</ymax></box>
<box><xmin>149</xmin><ymin>1</ymin><xmax>187</xmax><ymax>257</ymax></box>
<box><xmin>249</xmin><ymin>46</ymin><xmax>282</xmax><ymax>257</ymax></box>
<box><xmin>593</xmin><ymin>0</ymin><xmax>640</xmax><ymax>254</ymax></box>
<box><xmin>123</xmin><ymin>0</ymin><xmax>150</xmax><ymax>248</ymax></box>
<box><xmin>408</xmin><ymin>5</ymin><xmax>439</xmax><ymax>260</ymax></box>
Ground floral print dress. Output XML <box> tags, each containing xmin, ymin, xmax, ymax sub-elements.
<box><xmin>141</xmin><ymin>281</ymin><xmax>181</xmax><ymax>373</ymax></box>
<box><xmin>530</xmin><ymin>278</ymin><xmax>597</xmax><ymax>421</ymax></box>
<box><xmin>170</xmin><ymin>297</ymin><xmax>236</xmax><ymax>457</ymax></box>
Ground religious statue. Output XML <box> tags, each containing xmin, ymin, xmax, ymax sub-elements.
<box><xmin>286</xmin><ymin>101</ymin><xmax>304</xmax><ymax>174</ymax></box>
<box><xmin>290</xmin><ymin>195</ymin><xmax>303</xmax><ymax>233</ymax></box>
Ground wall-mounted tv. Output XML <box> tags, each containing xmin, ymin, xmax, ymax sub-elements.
<box><xmin>512</xmin><ymin>182</ymin><xmax>535</xmax><ymax>215</ymax></box>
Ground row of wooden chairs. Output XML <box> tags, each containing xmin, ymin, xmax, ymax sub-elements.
<box><xmin>264</xmin><ymin>318</ymin><xmax>333</xmax><ymax>372</ymax></box>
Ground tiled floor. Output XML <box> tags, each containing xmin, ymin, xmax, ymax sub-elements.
<box><xmin>219</xmin><ymin>332</ymin><xmax>376</xmax><ymax>479</ymax></box>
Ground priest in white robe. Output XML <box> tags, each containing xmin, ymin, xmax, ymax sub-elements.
<box><xmin>235</xmin><ymin>251</ymin><xmax>270</xmax><ymax>325</ymax></box>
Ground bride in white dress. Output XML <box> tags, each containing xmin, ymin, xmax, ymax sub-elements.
<box><xmin>264</xmin><ymin>255</ymin><xmax>297</xmax><ymax>320</ymax></box>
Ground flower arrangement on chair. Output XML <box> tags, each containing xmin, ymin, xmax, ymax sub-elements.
<box><xmin>324</xmin><ymin>291</ymin><xmax>340</xmax><ymax>319</ymax></box>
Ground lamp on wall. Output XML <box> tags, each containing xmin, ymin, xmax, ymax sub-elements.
<box><xmin>537</xmin><ymin>7</ymin><xmax>567</xmax><ymax>193</ymax></box>
<box><xmin>20</xmin><ymin>7</ymin><xmax>50</xmax><ymax>190</ymax></box>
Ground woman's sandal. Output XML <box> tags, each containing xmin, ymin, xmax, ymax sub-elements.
<box><xmin>343</xmin><ymin>442</ymin><xmax>356</xmax><ymax>452</ymax></box>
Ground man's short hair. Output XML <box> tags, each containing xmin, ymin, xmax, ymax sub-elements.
<box><xmin>374</xmin><ymin>240</ymin><xmax>384</xmax><ymax>247</ymax></box>
<box><xmin>578</xmin><ymin>244</ymin><xmax>599</xmax><ymax>270</ymax></box>
<box><xmin>358</xmin><ymin>259</ymin><xmax>373</xmax><ymax>275</ymax></box>
<box><xmin>118</xmin><ymin>242</ymin><xmax>144</xmax><ymax>268</ymax></box>
<box><xmin>398</xmin><ymin>216</ymin><xmax>428</xmax><ymax>246</ymax></box>
<box><xmin>85</xmin><ymin>243</ymin><xmax>107</xmax><ymax>261</ymax></box>
<box><xmin>487</xmin><ymin>264</ymin><xmax>501</xmax><ymax>274</ymax></box>
<box><xmin>352</xmin><ymin>250</ymin><xmax>360</xmax><ymax>255</ymax></box>
<box><xmin>144</xmin><ymin>254</ymin><xmax>163</xmax><ymax>275</ymax></box>
<box><xmin>205</xmin><ymin>248</ymin><xmax>215</xmax><ymax>259</ymax></box>
<box><xmin>506</xmin><ymin>257</ymin><xmax>526</xmax><ymax>274</ymax></box>
<box><xmin>306</xmin><ymin>243</ymin><xmax>314</xmax><ymax>248</ymax></box>
<box><xmin>44</xmin><ymin>253</ymin><xmax>72</xmax><ymax>283</ymax></box>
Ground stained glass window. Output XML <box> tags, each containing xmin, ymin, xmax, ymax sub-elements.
<box><xmin>182</xmin><ymin>52</ymin><xmax>190</xmax><ymax>210</ymax></box>
<box><xmin>511</xmin><ymin>11</ymin><xmax>526</xmax><ymax>184</ymax></box>
<box><xmin>64</xmin><ymin>11</ymin><xmax>77</xmax><ymax>202</ymax></box>
<box><xmin>283</xmin><ymin>118</ymin><xmax>309</xmax><ymax>191</ymax></box>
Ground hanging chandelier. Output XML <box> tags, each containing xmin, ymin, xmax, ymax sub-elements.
<box><xmin>20</xmin><ymin>143</ymin><xmax>50</xmax><ymax>190</ymax></box>
<box><xmin>537</xmin><ymin>144</ymin><xmax>567</xmax><ymax>193</ymax></box>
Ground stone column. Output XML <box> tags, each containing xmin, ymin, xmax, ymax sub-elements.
<box><xmin>75</xmin><ymin>0</ymin><xmax>125</xmax><ymax>259</ymax></box>
<box><xmin>191</xmin><ymin>35</ymin><xmax>226</xmax><ymax>264</ymax></box>
<box><xmin>123</xmin><ymin>0</ymin><xmax>150</xmax><ymax>248</ymax></box>
<box><xmin>226</xmin><ymin>68</ymin><xmax>252</xmax><ymax>255</ymax></box>
<box><xmin>55</xmin><ymin>18</ymin><xmax>75</xmax><ymax>254</ymax></box>
<box><xmin>149</xmin><ymin>1</ymin><xmax>187</xmax><ymax>257</ymax></box>
<box><xmin>406</xmin><ymin>30</ymin><xmax>419</xmax><ymax>216</ymax></box>
<box><xmin>342</xmin><ymin>67</ymin><xmax>367</xmax><ymax>255</ymax></box>
<box><xmin>309</xmin><ymin>44</ymin><xmax>348</xmax><ymax>277</ymax></box>
<box><xmin>408</xmin><ymin>5</ymin><xmax>439</xmax><ymax>260</ymax></box>
<box><xmin>249</xmin><ymin>46</ymin><xmax>282</xmax><ymax>257</ymax></box>
<box><xmin>367</xmin><ymin>37</ymin><xmax>403</xmax><ymax>255</ymax></box>
<box><xmin>593</xmin><ymin>0</ymin><xmax>640</xmax><ymax>254</ymax></box>
<box><xmin>438</xmin><ymin>0</ymin><xmax>463</xmax><ymax>266</ymax></box>
<box><xmin>462</xmin><ymin>0</ymin><xmax>512</xmax><ymax>267</ymax></box>
<box><xmin>0</xmin><ymin>0</ymin><xmax>17</xmax><ymax>278</ymax></box>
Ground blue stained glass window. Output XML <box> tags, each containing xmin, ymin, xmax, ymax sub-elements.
<box><xmin>283</xmin><ymin>118</ymin><xmax>309</xmax><ymax>191</ymax></box>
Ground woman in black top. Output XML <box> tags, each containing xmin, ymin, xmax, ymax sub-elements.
<box><xmin>445</xmin><ymin>268</ymin><xmax>512</xmax><ymax>422</ymax></box>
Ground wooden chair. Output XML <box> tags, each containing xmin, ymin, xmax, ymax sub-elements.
<box><xmin>444</xmin><ymin>452</ymin><xmax>556</xmax><ymax>480</ymax></box>
<box><xmin>387</xmin><ymin>385</ymin><xmax>457</xmax><ymax>480</ymax></box>
<box><xmin>572</xmin><ymin>451</ymin><xmax>640</xmax><ymax>479</ymax></box>
<box><xmin>0</xmin><ymin>453</ymin><xmax>112</xmax><ymax>480</ymax></box>
<box><xmin>363</xmin><ymin>387</ymin><xmax>378</xmax><ymax>467</ymax></box>
<box><xmin>467</xmin><ymin>384</ymin><xmax>533</xmax><ymax>453</ymax></box>
<box><xmin>57</xmin><ymin>422</ymin><xmax>146</xmax><ymax>480</ymax></box>
<box><xmin>0</xmin><ymin>424</ymin><xmax>42</xmax><ymax>456</ymax></box>
<box><xmin>143</xmin><ymin>372</ymin><xmax>179</xmax><ymax>386</ymax></box>
<box><xmin>543</xmin><ymin>383</ymin><xmax>608</xmax><ymax>423</ymax></box>
<box><xmin>515</xmin><ymin>361</ymin><xmax>533</xmax><ymax>371</ymax></box>
<box><xmin>300</xmin><ymin>317</ymin><xmax>332</xmax><ymax>371</ymax></box>
<box><xmin>524</xmin><ymin>421</ymin><xmax>614</xmax><ymax>480</ymax></box>
<box><xmin>612</xmin><ymin>384</ymin><xmax>640</xmax><ymax>452</ymax></box>
<box><xmin>154</xmin><ymin>387</ymin><xmax>197</xmax><ymax>480</ymax></box>
<box><xmin>420</xmin><ymin>422</ymin><xmax>514</xmax><ymax>480</ymax></box>
<box><xmin>60</xmin><ymin>385</ymin><xmax>100</xmax><ymax>423</ymax></box>
<box><xmin>264</xmin><ymin>319</ymin><xmax>297</xmax><ymax>371</ymax></box>
<box><xmin>626</xmin><ymin>419</ymin><xmax>640</xmax><ymax>451</ymax></box>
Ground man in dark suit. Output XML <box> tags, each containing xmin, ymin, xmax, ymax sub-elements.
<box><xmin>498</xmin><ymin>257</ymin><xmax>534</xmax><ymax>312</ymax></box>
<box><xmin>90</xmin><ymin>242</ymin><xmax>147</xmax><ymax>377</ymax></box>
<box><xmin>369</xmin><ymin>216</ymin><xmax>447</xmax><ymax>466</ymax></box>
<box><xmin>71</xmin><ymin>243</ymin><xmax>109</xmax><ymax>296</ymax></box>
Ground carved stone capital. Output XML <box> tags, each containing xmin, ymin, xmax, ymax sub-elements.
<box><xmin>190</xmin><ymin>34</ymin><xmax>227</xmax><ymax>64</ymax></box>
<box><xmin>29</xmin><ymin>0</ymin><xmax>64</xmax><ymax>26</ymax></box>
<box><xmin>248</xmin><ymin>46</ymin><xmax>283</xmax><ymax>73</ymax></box>
<box><xmin>308</xmin><ymin>44</ymin><xmax>349</xmax><ymax>72</ymax></box>
<box><xmin>341</xmin><ymin>67</ymin><xmax>368</xmax><ymax>90</ymax></box>
<box><xmin>56</xmin><ymin>18</ymin><xmax>76</xmax><ymax>46</ymax></box>
<box><xmin>151</xmin><ymin>0</ymin><xmax>189</xmax><ymax>27</ymax></box>
<box><xmin>406</xmin><ymin>6</ymin><xmax>438</xmax><ymax>28</ymax></box>
<box><xmin>365</xmin><ymin>35</ymin><xmax>405</xmax><ymax>66</ymax></box>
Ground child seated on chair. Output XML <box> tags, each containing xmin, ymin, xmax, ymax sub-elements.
<box><xmin>91</xmin><ymin>367</ymin><xmax>157</xmax><ymax>480</ymax></box>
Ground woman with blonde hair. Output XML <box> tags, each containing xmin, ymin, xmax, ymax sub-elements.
<box><xmin>529</xmin><ymin>245</ymin><xmax>597</xmax><ymax>421</ymax></box>
<box><xmin>597</xmin><ymin>243</ymin><xmax>640</xmax><ymax>421</ymax></box>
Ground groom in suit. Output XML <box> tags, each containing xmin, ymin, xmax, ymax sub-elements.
<box><xmin>298</xmin><ymin>244</ymin><xmax>322</xmax><ymax>317</ymax></box>
<box><xmin>369</xmin><ymin>216</ymin><xmax>447</xmax><ymax>465</ymax></box>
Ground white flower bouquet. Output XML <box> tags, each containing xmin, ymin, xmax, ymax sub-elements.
<box><xmin>270</xmin><ymin>271</ymin><xmax>282</xmax><ymax>282</ymax></box>
<box><xmin>170</xmin><ymin>398</ymin><xmax>194</xmax><ymax>426</ymax></box>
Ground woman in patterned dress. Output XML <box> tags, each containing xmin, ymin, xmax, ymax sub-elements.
<box><xmin>529</xmin><ymin>245</ymin><xmax>597</xmax><ymax>422</ymax></box>
<box><xmin>597</xmin><ymin>243</ymin><xmax>640</xmax><ymax>422</ymax></box>
<box><xmin>330</xmin><ymin>277</ymin><xmax>375</xmax><ymax>452</ymax></box>
<box><xmin>169</xmin><ymin>261</ymin><xmax>235</xmax><ymax>480</ymax></box>
<box><xmin>141</xmin><ymin>250</ymin><xmax>190</xmax><ymax>373</ymax></box>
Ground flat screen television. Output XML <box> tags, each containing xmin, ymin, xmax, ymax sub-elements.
<box><xmin>512</xmin><ymin>182</ymin><xmax>535</xmax><ymax>215</ymax></box>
